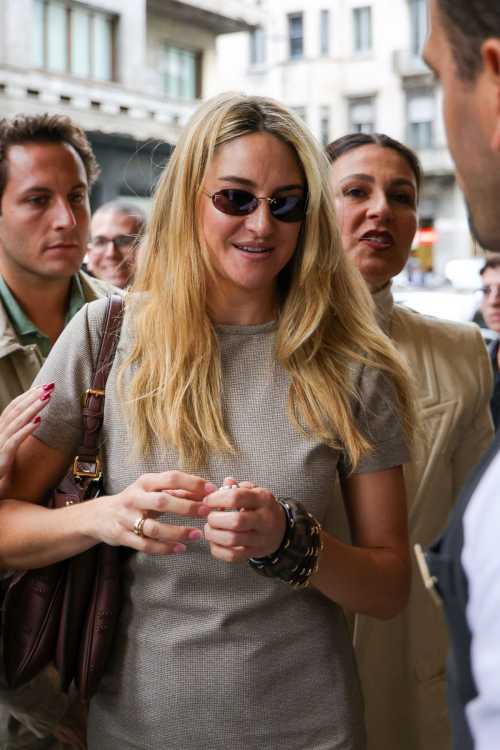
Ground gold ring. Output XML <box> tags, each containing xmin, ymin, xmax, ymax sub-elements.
<box><xmin>133</xmin><ymin>515</ymin><xmax>148</xmax><ymax>538</ymax></box>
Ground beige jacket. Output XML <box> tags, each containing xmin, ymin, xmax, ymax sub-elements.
<box><xmin>0</xmin><ymin>271</ymin><xmax>122</xmax><ymax>413</ymax></box>
<box><xmin>325</xmin><ymin>285</ymin><xmax>494</xmax><ymax>750</ymax></box>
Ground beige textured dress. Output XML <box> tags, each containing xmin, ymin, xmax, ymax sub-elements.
<box><xmin>33</xmin><ymin>297</ymin><xmax>410</xmax><ymax>750</ymax></box>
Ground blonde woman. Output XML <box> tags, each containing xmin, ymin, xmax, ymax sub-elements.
<box><xmin>0</xmin><ymin>94</ymin><xmax>414</xmax><ymax>750</ymax></box>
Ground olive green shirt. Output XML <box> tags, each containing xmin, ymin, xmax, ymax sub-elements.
<box><xmin>0</xmin><ymin>273</ymin><xmax>86</xmax><ymax>358</ymax></box>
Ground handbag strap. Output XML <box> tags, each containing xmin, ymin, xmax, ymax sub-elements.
<box><xmin>73</xmin><ymin>294</ymin><xmax>124</xmax><ymax>484</ymax></box>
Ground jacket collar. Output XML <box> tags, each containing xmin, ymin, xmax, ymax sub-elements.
<box><xmin>371</xmin><ymin>282</ymin><xmax>394</xmax><ymax>333</ymax></box>
<box><xmin>0</xmin><ymin>270</ymin><xmax>117</xmax><ymax>360</ymax></box>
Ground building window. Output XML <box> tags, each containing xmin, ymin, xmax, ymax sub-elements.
<box><xmin>250</xmin><ymin>26</ymin><xmax>266</xmax><ymax>66</ymax></box>
<box><xmin>353</xmin><ymin>7</ymin><xmax>372</xmax><ymax>54</ymax></box>
<box><xmin>408</xmin><ymin>94</ymin><xmax>434</xmax><ymax>148</ymax></box>
<box><xmin>410</xmin><ymin>0</ymin><xmax>428</xmax><ymax>57</ymax></box>
<box><xmin>320</xmin><ymin>106</ymin><xmax>330</xmax><ymax>145</ymax></box>
<box><xmin>161</xmin><ymin>45</ymin><xmax>200</xmax><ymax>100</ymax></box>
<box><xmin>292</xmin><ymin>106</ymin><xmax>306</xmax><ymax>122</ymax></box>
<box><xmin>320</xmin><ymin>10</ymin><xmax>329</xmax><ymax>56</ymax></box>
<box><xmin>32</xmin><ymin>0</ymin><xmax>115</xmax><ymax>81</ymax></box>
<box><xmin>349</xmin><ymin>97</ymin><xmax>375</xmax><ymax>133</ymax></box>
<box><xmin>289</xmin><ymin>13</ymin><xmax>304</xmax><ymax>59</ymax></box>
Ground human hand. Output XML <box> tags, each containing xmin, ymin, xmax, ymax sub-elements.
<box><xmin>51</xmin><ymin>696</ymin><xmax>88</xmax><ymax>750</ymax></box>
<box><xmin>84</xmin><ymin>471</ymin><xmax>217</xmax><ymax>555</ymax></box>
<box><xmin>203</xmin><ymin>476</ymin><xmax>286</xmax><ymax>562</ymax></box>
<box><xmin>0</xmin><ymin>384</ymin><xmax>54</xmax><ymax>480</ymax></box>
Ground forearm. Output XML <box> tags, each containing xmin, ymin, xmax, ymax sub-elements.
<box><xmin>0</xmin><ymin>498</ymin><xmax>99</xmax><ymax>569</ymax></box>
<box><xmin>311</xmin><ymin>531</ymin><xmax>411</xmax><ymax>620</ymax></box>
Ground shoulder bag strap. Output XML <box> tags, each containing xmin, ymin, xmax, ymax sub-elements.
<box><xmin>72</xmin><ymin>294</ymin><xmax>124</xmax><ymax>483</ymax></box>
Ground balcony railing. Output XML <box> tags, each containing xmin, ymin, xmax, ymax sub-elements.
<box><xmin>147</xmin><ymin>0</ymin><xmax>262</xmax><ymax>35</ymax></box>
<box><xmin>393</xmin><ymin>49</ymin><xmax>431</xmax><ymax>77</ymax></box>
<box><xmin>417</xmin><ymin>146</ymin><xmax>455</xmax><ymax>176</ymax></box>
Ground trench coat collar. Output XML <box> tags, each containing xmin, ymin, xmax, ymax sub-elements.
<box><xmin>372</xmin><ymin>282</ymin><xmax>394</xmax><ymax>333</ymax></box>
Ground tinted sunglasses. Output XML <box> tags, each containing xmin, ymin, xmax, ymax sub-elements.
<box><xmin>202</xmin><ymin>188</ymin><xmax>307</xmax><ymax>223</ymax></box>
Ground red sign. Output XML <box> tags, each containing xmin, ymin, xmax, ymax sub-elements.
<box><xmin>417</xmin><ymin>228</ymin><xmax>439</xmax><ymax>245</ymax></box>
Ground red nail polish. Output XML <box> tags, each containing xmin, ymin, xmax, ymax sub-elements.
<box><xmin>43</xmin><ymin>383</ymin><xmax>55</xmax><ymax>391</ymax></box>
<box><xmin>40</xmin><ymin>393</ymin><xmax>51</xmax><ymax>402</ymax></box>
<box><xmin>32</xmin><ymin>416</ymin><xmax>41</xmax><ymax>424</ymax></box>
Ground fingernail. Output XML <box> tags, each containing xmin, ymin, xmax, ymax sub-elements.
<box><xmin>40</xmin><ymin>393</ymin><xmax>51</xmax><ymax>402</ymax></box>
<box><xmin>173</xmin><ymin>544</ymin><xmax>186</xmax><ymax>553</ymax></box>
<box><xmin>43</xmin><ymin>383</ymin><xmax>55</xmax><ymax>391</ymax></box>
<box><xmin>188</xmin><ymin>529</ymin><xmax>202</xmax><ymax>540</ymax></box>
<box><xmin>198</xmin><ymin>505</ymin><xmax>210</xmax><ymax>517</ymax></box>
<box><xmin>204</xmin><ymin>483</ymin><xmax>217</xmax><ymax>494</ymax></box>
<box><xmin>32</xmin><ymin>416</ymin><xmax>42</xmax><ymax>424</ymax></box>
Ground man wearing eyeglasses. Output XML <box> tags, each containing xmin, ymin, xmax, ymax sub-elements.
<box><xmin>87</xmin><ymin>200</ymin><xmax>146</xmax><ymax>288</ymax></box>
<box><xmin>480</xmin><ymin>254</ymin><xmax>500</xmax><ymax>431</ymax></box>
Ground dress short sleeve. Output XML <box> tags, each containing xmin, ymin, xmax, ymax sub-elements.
<box><xmin>341</xmin><ymin>362</ymin><xmax>411</xmax><ymax>476</ymax></box>
<box><xmin>31</xmin><ymin>297</ymin><xmax>110</xmax><ymax>455</ymax></box>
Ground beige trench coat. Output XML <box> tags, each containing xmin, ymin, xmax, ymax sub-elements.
<box><xmin>325</xmin><ymin>285</ymin><xmax>494</xmax><ymax>750</ymax></box>
<box><xmin>0</xmin><ymin>271</ymin><xmax>123</xmax><ymax>748</ymax></box>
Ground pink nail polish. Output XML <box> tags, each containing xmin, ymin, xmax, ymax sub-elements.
<box><xmin>198</xmin><ymin>505</ymin><xmax>210</xmax><ymax>517</ymax></box>
<box><xmin>173</xmin><ymin>544</ymin><xmax>186</xmax><ymax>553</ymax></box>
<box><xmin>204</xmin><ymin>482</ymin><xmax>217</xmax><ymax>494</ymax></box>
<box><xmin>188</xmin><ymin>529</ymin><xmax>202</xmax><ymax>541</ymax></box>
<box><xmin>31</xmin><ymin>416</ymin><xmax>41</xmax><ymax>425</ymax></box>
<box><xmin>40</xmin><ymin>393</ymin><xmax>51</xmax><ymax>402</ymax></box>
<box><xmin>43</xmin><ymin>382</ymin><xmax>55</xmax><ymax>391</ymax></box>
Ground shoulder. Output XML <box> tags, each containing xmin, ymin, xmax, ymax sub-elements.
<box><xmin>393</xmin><ymin>304</ymin><xmax>486</xmax><ymax>354</ymax></box>
<box><xmin>78</xmin><ymin>271</ymin><xmax>126</xmax><ymax>301</ymax></box>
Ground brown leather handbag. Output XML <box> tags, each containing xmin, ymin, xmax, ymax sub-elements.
<box><xmin>2</xmin><ymin>294</ymin><xmax>123</xmax><ymax>702</ymax></box>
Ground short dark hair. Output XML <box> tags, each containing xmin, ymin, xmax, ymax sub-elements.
<box><xmin>0</xmin><ymin>113</ymin><xmax>100</xmax><ymax>208</ymax></box>
<box><xmin>436</xmin><ymin>0</ymin><xmax>500</xmax><ymax>82</ymax></box>
<box><xmin>480</xmin><ymin>253</ymin><xmax>500</xmax><ymax>275</ymax></box>
<box><xmin>325</xmin><ymin>132</ymin><xmax>422</xmax><ymax>196</ymax></box>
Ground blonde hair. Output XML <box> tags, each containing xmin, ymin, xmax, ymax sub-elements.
<box><xmin>118</xmin><ymin>92</ymin><xmax>416</xmax><ymax>470</ymax></box>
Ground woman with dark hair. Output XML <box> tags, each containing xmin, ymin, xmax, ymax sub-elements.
<box><xmin>326</xmin><ymin>133</ymin><xmax>494</xmax><ymax>750</ymax></box>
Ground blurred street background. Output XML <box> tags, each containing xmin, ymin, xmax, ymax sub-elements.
<box><xmin>0</xmin><ymin>0</ymin><xmax>491</xmax><ymax>328</ymax></box>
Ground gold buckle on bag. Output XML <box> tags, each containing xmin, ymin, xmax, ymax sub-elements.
<box><xmin>83</xmin><ymin>388</ymin><xmax>105</xmax><ymax>406</ymax></box>
<box><xmin>73</xmin><ymin>456</ymin><xmax>102</xmax><ymax>480</ymax></box>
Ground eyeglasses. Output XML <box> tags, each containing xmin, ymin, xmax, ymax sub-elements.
<box><xmin>479</xmin><ymin>284</ymin><xmax>500</xmax><ymax>297</ymax></box>
<box><xmin>202</xmin><ymin>188</ymin><xmax>307</xmax><ymax>223</ymax></box>
<box><xmin>89</xmin><ymin>235</ymin><xmax>137</xmax><ymax>251</ymax></box>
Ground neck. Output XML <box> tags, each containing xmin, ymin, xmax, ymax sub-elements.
<box><xmin>369</xmin><ymin>279</ymin><xmax>392</xmax><ymax>294</ymax></box>
<box><xmin>0</xmin><ymin>258</ymin><xmax>73</xmax><ymax>347</ymax></box>
<box><xmin>207</xmin><ymin>280</ymin><xmax>277</xmax><ymax>326</ymax></box>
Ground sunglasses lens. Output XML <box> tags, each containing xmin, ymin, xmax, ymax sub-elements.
<box><xmin>213</xmin><ymin>190</ymin><xmax>259</xmax><ymax>216</ymax></box>
<box><xmin>211</xmin><ymin>190</ymin><xmax>307</xmax><ymax>222</ymax></box>
<box><xmin>270</xmin><ymin>196</ymin><xmax>307</xmax><ymax>223</ymax></box>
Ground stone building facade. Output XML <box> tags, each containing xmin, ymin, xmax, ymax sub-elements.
<box><xmin>0</xmin><ymin>0</ymin><xmax>262</xmax><ymax>209</ymax></box>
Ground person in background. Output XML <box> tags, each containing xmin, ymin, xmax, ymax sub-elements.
<box><xmin>420</xmin><ymin>0</ymin><xmax>500</xmax><ymax>747</ymax></box>
<box><xmin>479</xmin><ymin>254</ymin><xmax>500</xmax><ymax>430</ymax></box>
<box><xmin>86</xmin><ymin>201</ymin><xmax>146</xmax><ymax>288</ymax></box>
<box><xmin>0</xmin><ymin>113</ymin><xmax>122</xmax><ymax>750</ymax></box>
<box><xmin>326</xmin><ymin>132</ymin><xmax>494</xmax><ymax>750</ymax></box>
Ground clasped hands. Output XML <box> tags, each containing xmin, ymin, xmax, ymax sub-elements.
<box><xmin>87</xmin><ymin>471</ymin><xmax>287</xmax><ymax>563</ymax></box>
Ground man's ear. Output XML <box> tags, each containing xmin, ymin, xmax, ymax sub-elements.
<box><xmin>482</xmin><ymin>40</ymin><xmax>500</xmax><ymax>152</ymax></box>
